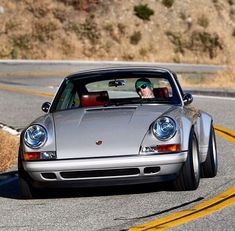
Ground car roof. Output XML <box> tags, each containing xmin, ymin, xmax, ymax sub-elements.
<box><xmin>66</xmin><ymin>66</ymin><xmax>175</xmax><ymax>80</ymax></box>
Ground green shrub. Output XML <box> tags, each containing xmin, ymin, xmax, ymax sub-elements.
<box><xmin>34</xmin><ymin>20</ymin><xmax>59</xmax><ymax>42</ymax></box>
<box><xmin>10</xmin><ymin>48</ymin><xmax>17</xmax><ymax>59</ymax></box>
<box><xmin>53</xmin><ymin>8</ymin><xmax>68</xmax><ymax>23</ymax></box>
<box><xmin>103</xmin><ymin>23</ymin><xmax>121</xmax><ymax>42</ymax></box>
<box><xmin>122</xmin><ymin>53</ymin><xmax>134</xmax><ymax>60</ymax></box>
<box><xmin>179</xmin><ymin>12</ymin><xmax>187</xmax><ymax>20</ymax></box>
<box><xmin>0</xmin><ymin>48</ymin><xmax>9</xmax><ymax>58</ymax></box>
<box><xmin>11</xmin><ymin>34</ymin><xmax>32</xmax><ymax>50</ymax></box>
<box><xmin>134</xmin><ymin>4</ymin><xmax>154</xmax><ymax>21</ymax></box>
<box><xmin>228</xmin><ymin>0</ymin><xmax>235</xmax><ymax>5</ymax></box>
<box><xmin>197</xmin><ymin>15</ymin><xmax>209</xmax><ymax>28</ymax></box>
<box><xmin>130</xmin><ymin>31</ymin><xmax>142</xmax><ymax>45</ymax></box>
<box><xmin>79</xmin><ymin>16</ymin><xmax>100</xmax><ymax>43</ymax></box>
<box><xmin>103</xmin><ymin>23</ymin><xmax>113</xmax><ymax>33</ymax></box>
<box><xmin>166</xmin><ymin>30</ymin><xmax>223</xmax><ymax>59</ymax></box>
<box><xmin>57</xmin><ymin>0</ymin><xmax>99</xmax><ymax>11</ymax></box>
<box><xmin>232</xmin><ymin>28</ymin><xmax>235</xmax><ymax>36</ymax></box>
<box><xmin>166</xmin><ymin>31</ymin><xmax>186</xmax><ymax>54</ymax></box>
<box><xmin>4</xmin><ymin>20</ymin><xmax>18</xmax><ymax>34</ymax></box>
<box><xmin>139</xmin><ymin>47</ymin><xmax>148</xmax><ymax>56</ymax></box>
<box><xmin>117</xmin><ymin>23</ymin><xmax>126</xmax><ymax>34</ymax></box>
<box><xmin>189</xmin><ymin>31</ymin><xmax>223</xmax><ymax>58</ymax></box>
<box><xmin>67</xmin><ymin>16</ymin><xmax>100</xmax><ymax>44</ymax></box>
<box><xmin>26</xmin><ymin>2</ymin><xmax>48</xmax><ymax>18</ymax></box>
<box><xmin>162</xmin><ymin>0</ymin><xmax>174</xmax><ymax>8</ymax></box>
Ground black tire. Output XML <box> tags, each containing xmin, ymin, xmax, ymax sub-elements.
<box><xmin>201</xmin><ymin>125</ymin><xmax>218</xmax><ymax>178</ymax></box>
<box><xmin>18</xmin><ymin>175</ymin><xmax>34</xmax><ymax>199</ymax></box>
<box><xmin>173</xmin><ymin>130</ymin><xmax>200</xmax><ymax>191</ymax></box>
<box><xmin>18</xmin><ymin>151</ymin><xmax>40</xmax><ymax>199</ymax></box>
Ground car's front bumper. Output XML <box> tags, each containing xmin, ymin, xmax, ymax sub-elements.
<box><xmin>22</xmin><ymin>151</ymin><xmax>188</xmax><ymax>188</ymax></box>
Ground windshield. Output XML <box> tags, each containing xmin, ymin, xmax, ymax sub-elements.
<box><xmin>51</xmin><ymin>72</ymin><xmax>182</xmax><ymax>112</ymax></box>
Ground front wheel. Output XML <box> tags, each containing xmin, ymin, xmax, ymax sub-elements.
<box><xmin>173</xmin><ymin>130</ymin><xmax>200</xmax><ymax>191</ymax></box>
<box><xmin>201</xmin><ymin>125</ymin><xmax>218</xmax><ymax>178</ymax></box>
<box><xmin>18</xmin><ymin>175</ymin><xmax>34</xmax><ymax>199</ymax></box>
<box><xmin>18</xmin><ymin>154</ymin><xmax>41</xmax><ymax>199</ymax></box>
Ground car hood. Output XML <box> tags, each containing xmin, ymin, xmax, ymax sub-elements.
<box><xmin>53</xmin><ymin>105</ymin><xmax>174</xmax><ymax>159</ymax></box>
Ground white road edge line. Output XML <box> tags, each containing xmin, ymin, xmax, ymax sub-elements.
<box><xmin>193</xmin><ymin>95</ymin><xmax>235</xmax><ymax>101</ymax></box>
<box><xmin>0</xmin><ymin>123</ymin><xmax>20</xmax><ymax>136</ymax></box>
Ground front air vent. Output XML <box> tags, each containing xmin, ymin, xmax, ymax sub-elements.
<box><xmin>41</xmin><ymin>173</ymin><xmax>57</xmax><ymax>179</ymax></box>
<box><xmin>144</xmin><ymin>167</ymin><xmax>160</xmax><ymax>174</ymax></box>
<box><xmin>60</xmin><ymin>168</ymin><xmax>140</xmax><ymax>179</ymax></box>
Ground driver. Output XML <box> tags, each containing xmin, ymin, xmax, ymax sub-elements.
<box><xmin>135</xmin><ymin>78</ymin><xmax>154</xmax><ymax>98</ymax></box>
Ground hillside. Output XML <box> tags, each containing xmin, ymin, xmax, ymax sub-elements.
<box><xmin>0</xmin><ymin>0</ymin><xmax>235</xmax><ymax>65</ymax></box>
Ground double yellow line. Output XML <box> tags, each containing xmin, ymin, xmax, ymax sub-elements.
<box><xmin>0</xmin><ymin>85</ymin><xmax>53</xmax><ymax>98</ymax></box>
<box><xmin>129</xmin><ymin>186</ymin><xmax>235</xmax><ymax>230</ymax></box>
<box><xmin>129</xmin><ymin>125</ymin><xmax>235</xmax><ymax>230</ymax></box>
<box><xmin>214</xmin><ymin>125</ymin><xmax>235</xmax><ymax>143</ymax></box>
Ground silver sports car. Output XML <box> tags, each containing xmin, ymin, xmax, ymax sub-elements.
<box><xmin>18</xmin><ymin>67</ymin><xmax>218</xmax><ymax>198</ymax></box>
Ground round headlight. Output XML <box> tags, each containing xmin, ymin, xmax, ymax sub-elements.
<box><xmin>152</xmin><ymin>117</ymin><xmax>177</xmax><ymax>141</ymax></box>
<box><xmin>24</xmin><ymin>125</ymin><xmax>47</xmax><ymax>149</ymax></box>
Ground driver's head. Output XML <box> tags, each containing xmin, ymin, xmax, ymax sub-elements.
<box><xmin>135</xmin><ymin>78</ymin><xmax>154</xmax><ymax>98</ymax></box>
<box><xmin>135</xmin><ymin>78</ymin><xmax>153</xmax><ymax>92</ymax></box>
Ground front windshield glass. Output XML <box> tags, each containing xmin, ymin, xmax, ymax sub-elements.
<box><xmin>51</xmin><ymin>72</ymin><xmax>182</xmax><ymax>112</ymax></box>
<box><xmin>86</xmin><ymin>78</ymin><xmax>172</xmax><ymax>98</ymax></box>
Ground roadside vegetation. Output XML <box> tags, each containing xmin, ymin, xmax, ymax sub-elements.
<box><xmin>0</xmin><ymin>0</ymin><xmax>235</xmax><ymax>65</ymax></box>
<box><xmin>0</xmin><ymin>131</ymin><xmax>19</xmax><ymax>172</ymax></box>
<box><xmin>180</xmin><ymin>71</ymin><xmax>235</xmax><ymax>89</ymax></box>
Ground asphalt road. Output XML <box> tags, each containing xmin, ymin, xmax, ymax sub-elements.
<box><xmin>0</xmin><ymin>62</ymin><xmax>234</xmax><ymax>231</ymax></box>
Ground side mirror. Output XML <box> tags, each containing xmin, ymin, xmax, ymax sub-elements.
<box><xmin>41</xmin><ymin>102</ymin><xmax>51</xmax><ymax>113</ymax></box>
<box><xmin>183</xmin><ymin>93</ymin><xmax>193</xmax><ymax>105</ymax></box>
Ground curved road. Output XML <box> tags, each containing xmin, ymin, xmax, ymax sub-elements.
<box><xmin>0</xmin><ymin>62</ymin><xmax>234</xmax><ymax>231</ymax></box>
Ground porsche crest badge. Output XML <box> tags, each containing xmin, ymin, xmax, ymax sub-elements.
<box><xmin>96</xmin><ymin>140</ymin><xmax>102</xmax><ymax>145</ymax></box>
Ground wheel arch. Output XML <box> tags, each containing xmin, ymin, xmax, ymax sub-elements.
<box><xmin>179</xmin><ymin>116</ymin><xmax>195</xmax><ymax>152</ymax></box>
<box><xmin>196</xmin><ymin>111</ymin><xmax>213</xmax><ymax>163</ymax></box>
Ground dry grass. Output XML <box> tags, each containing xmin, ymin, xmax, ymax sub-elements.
<box><xmin>207</xmin><ymin>71</ymin><xmax>235</xmax><ymax>89</ymax></box>
<box><xmin>179</xmin><ymin>70</ymin><xmax>235</xmax><ymax>89</ymax></box>
<box><xmin>1</xmin><ymin>0</ymin><xmax>235</xmax><ymax>64</ymax></box>
<box><xmin>0</xmin><ymin>130</ymin><xmax>19</xmax><ymax>172</ymax></box>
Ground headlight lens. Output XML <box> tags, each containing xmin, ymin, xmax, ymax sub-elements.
<box><xmin>24</xmin><ymin>125</ymin><xmax>47</xmax><ymax>149</ymax></box>
<box><xmin>152</xmin><ymin>117</ymin><xmax>177</xmax><ymax>140</ymax></box>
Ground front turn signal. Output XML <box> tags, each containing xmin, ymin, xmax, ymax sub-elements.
<box><xmin>157</xmin><ymin>144</ymin><xmax>181</xmax><ymax>153</ymax></box>
<box><xmin>23</xmin><ymin>151</ymin><xmax>56</xmax><ymax>160</ymax></box>
<box><xmin>23</xmin><ymin>152</ymin><xmax>41</xmax><ymax>160</ymax></box>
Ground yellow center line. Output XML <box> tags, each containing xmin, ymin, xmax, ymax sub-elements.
<box><xmin>129</xmin><ymin>126</ymin><xmax>235</xmax><ymax>230</ymax></box>
<box><xmin>128</xmin><ymin>186</ymin><xmax>235</xmax><ymax>231</ymax></box>
<box><xmin>0</xmin><ymin>85</ymin><xmax>53</xmax><ymax>98</ymax></box>
<box><xmin>214</xmin><ymin>125</ymin><xmax>235</xmax><ymax>143</ymax></box>
<box><xmin>0</xmin><ymin>71</ymin><xmax>70</xmax><ymax>77</ymax></box>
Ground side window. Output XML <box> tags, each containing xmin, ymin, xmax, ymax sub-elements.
<box><xmin>55</xmin><ymin>82</ymin><xmax>79</xmax><ymax>110</ymax></box>
<box><xmin>173</xmin><ymin>73</ymin><xmax>184</xmax><ymax>97</ymax></box>
<box><xmin>70</xmin><ymin>91</ymin><xmax>80</xmax><ymax>108</ymax></box>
